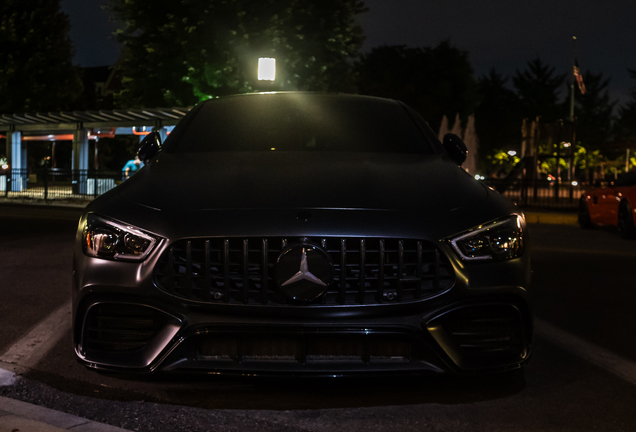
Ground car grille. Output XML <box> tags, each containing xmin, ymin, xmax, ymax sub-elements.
<box><xmin>154</xmin><ymin>237</ymin><xmax>454</xmax><ymax>306</ymax></box>
<box><xmin>195</xmin><ymin>330</ymin><xmax>418</xmax><ymax>364</ymax></box>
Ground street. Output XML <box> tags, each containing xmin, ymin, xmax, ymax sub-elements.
<box><xmin>0</xmin><ymin>205</ymin><xmax>635</xmax><ymax>431</ymax></box>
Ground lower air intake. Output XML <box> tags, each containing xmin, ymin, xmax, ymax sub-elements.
<box><xmin>195</xmin><ymin>331</ymin><xmax>419</xmax><ymax>365</ymax></box>
<box><xmin>82</xmin><ymin>303</ymin><xmax>172</xmax><ymax>354</ymax></box>
<box><xmin>428</xmin><ymin>303</ymin><xmax>529</xmax><ymax>370</ymax></box>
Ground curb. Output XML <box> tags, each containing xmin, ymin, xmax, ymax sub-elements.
<box><xmin>0</xmin><ymin>197</ymin><xmax>88</xmax><ymax>209</ymax></box>
<box><xmin>524</xmin><ymin>212</ymin><xmax>578</xmax><ymax>226</ymax></box>
<box><xmin>0</xmin><ymin>395</ymin><xmax>132</xmax><ymax>432</ymax></box>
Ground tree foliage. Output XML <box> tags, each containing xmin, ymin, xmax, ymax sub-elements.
<box><xmin>0</xmin><ymin>0</ymin><xmax>82</xmax><ymax>114</ymax></box>
<box><xmin>474</xmin><ymin>69</ymin><xmax>523</xmax><ymax>166</ymax></box>
<box><xmin>616</xmin><ymin>69</ymin><xmax>636</xmax><ymax>141</ymax></box>
<box><xmin>513</xmin><ymin>58</ymin><xmax>566</xmax><ymax>122</ymax></box>
<box><xmin>566</xmin><ymin>70</ymin><xmax>615</xmax><ymax>150</ymax></box>
<box><xmin>355</xmin><ymin>41</ymin><xmax>478</xmax><ymax>132</ymax></box>
<box><xmin>108</xmin><ymin>0</ymin><xmax>367</xmax><ymax>108</ymax></box>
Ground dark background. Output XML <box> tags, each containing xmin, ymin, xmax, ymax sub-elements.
<box><xmin>60</xmin><ymin>0</ymin><xmax>636</xmax><ymax>106</ymax></box>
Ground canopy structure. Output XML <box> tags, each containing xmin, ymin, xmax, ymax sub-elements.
<box><xmin>0</xmin><ymin>107</ymin><xmax>192</xmax><ymax>193</ymax></box>
<box><xmin>0</xmin><ymin>107</ymin><xmax>190</xmax><ymax>132</ymax></box>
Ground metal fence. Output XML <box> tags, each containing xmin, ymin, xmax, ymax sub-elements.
<box><xmin>0</xmin><ymin>168</ymin><xmax>585</xmax><ymax>209</ymax></box>
<box><xmin>0</xmin><ymin>168</ymin><xmax>121</xmax><ymax>201</ymax></box>
<box><xmin>485</xmin><ymin>178</ymin><xmax>584</xmax><ymax>210</ymax></box>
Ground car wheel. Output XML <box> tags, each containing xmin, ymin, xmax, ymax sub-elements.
<box><xmin>578</xmin><ymin>197</ymin><xmax>593</xmax><ymax>229</ymax></box>
<box><xmin>617</xmin><ymin>201</ymin><xmax>636</xmax><ymax>239</ymax></box>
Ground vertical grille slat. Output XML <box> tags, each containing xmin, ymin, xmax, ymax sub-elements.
<box><xmin>415</xmin><ymin>241</ymin><xmax>422</xmax><ymax>299</ymax></box>
<box><xmin>204</xmin><ymin>240</ymin><xmax>212</xmax><ymax>301</ymax></box>
<box><xmin>261</xmin><ymin>239</ymin><xmax>268</xmax><ymax>304</ymax></box>
<box><xmin>397</xmin><ymin>240</ymin><xmax>404</xmax><ymax>301</ymax></box>
<box><xmin>242</xmin><ymin>239</ymin><xmax>249</xmax><ymax>304</ymax></box>
<box><xmin>155</xmin><ymin>237</ymin><xmax>454</xmax><ymax>306</ymax></box>
<box><xmin>223</xmin><ymin>239</ymin><xmax>230</xmax><ymax>302</ymax></box>
<box><xmin>185</xmin><ymin>241</ymin><xmax>193</xmax><ymax>298</ymax></box>
<box><xmin>339</xmin><ymin>239</ymin><xmax>347</xmax><ymax>305</ymax></box>
<box><xmin>358</xmin><ymin>239</ymin><xmax>366</xmax><ymax>304</ymax></box>
<box><xmin>377</xmin><ymin>239</ymin><xmax>385</xmax><ymax>303</ymax></box>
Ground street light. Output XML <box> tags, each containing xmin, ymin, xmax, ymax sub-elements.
<box><xmin>258</xmin><ymin>57</ymin><xmax>276</xmax><ymax>81</ymax></box>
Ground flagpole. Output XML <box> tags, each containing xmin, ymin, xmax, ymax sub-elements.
<box><xmin>570</xmin><ymin>36</ymin><xmax>576</xmax><ymax>122</ymax></box>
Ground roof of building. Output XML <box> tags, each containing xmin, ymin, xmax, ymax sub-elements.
<box><xmin>0</xmin><ymin>107</ymin><xmax>192</xmax><ymax>133</ymax></box>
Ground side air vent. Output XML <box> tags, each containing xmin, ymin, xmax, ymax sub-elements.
<box><xmin>82</xmin><ymin>303</ymin><xmax>172</xmax><ymax>354</ymax></box>
<box><xmin>427</xmin><ymin>304</ymin><xmax>528</xmax><ymax>370</ymax></box>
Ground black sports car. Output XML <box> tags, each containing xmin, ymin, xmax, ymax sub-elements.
<box><xmin>73</xmin><ymin>92</ymin><xmax>531</xmax><ymax>376</ymax></box>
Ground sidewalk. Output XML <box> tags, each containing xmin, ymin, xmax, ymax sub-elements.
<box><xmin>0</xmin><ymin>396</ymin><xmax>132</xmax><ymax>432</ymax></box>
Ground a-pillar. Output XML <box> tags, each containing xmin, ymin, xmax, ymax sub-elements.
<box><xmin>7</xmin><ymin>129</ymin><xmax>26</xmax><ymax>191</ymax></box>
<box><xmin>72</xmin><ymin>126</ymin><xmax>89</xmax><ymax>195</ymax></box>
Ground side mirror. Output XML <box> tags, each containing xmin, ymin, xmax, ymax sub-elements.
<box><xmin>137</xmin><ymin>131</ymin><xmax>162</xmax><ymax>164</ymax></box>
<box><xmin>443</xmin><ymin>133</ymin><xmax>467</xmax><ymax>166</ymax></box>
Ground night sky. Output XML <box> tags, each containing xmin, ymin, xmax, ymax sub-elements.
<box><xmin>60</xmin><ymin>0</ymin><xmax>636</xmax><ymax>106</ymax></box>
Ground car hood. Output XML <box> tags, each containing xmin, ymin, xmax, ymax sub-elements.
<box><xmin>116</xmin><ymin>151</ymin><xmax>489</xmax><ymax>212</ymax></box>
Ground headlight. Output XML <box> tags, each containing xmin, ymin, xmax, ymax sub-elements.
<box><xmin>447</xmin><ymin>215</ymin><xmax>524</xmax><ymax>261</ymax></box>
<box><xmin>82</xmin><ymin>214</ymin><xmax>159</xmax><ymax>261</ymax></box>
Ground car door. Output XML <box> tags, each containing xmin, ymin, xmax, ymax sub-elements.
<box><xmin>594</xmin><ymin>184</ymin><xmax>619</xmax><ymax>225</ymax></box>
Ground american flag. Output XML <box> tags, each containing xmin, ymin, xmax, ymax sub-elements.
<box><xmin>573</xmin><ymin>59</ymin><xmax>586</xmax><ymax>95</ymax></box>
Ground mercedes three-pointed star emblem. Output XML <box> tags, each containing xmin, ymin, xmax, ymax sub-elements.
<box><xmin>276</xmin><ymin>244</ymin><xmax>333</xmax><ymax>302</ymax></box>
<box><xmin>281</xmin><ymin>247</ymin><xmax>327</xmax><ymax>287</ymax></box>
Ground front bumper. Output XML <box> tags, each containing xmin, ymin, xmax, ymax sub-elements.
<box><xmin>72</xmin><ymin>203</ymin><xmax>532</xmax><ymax>376</ymax></box>
<box><xmin>74</xmin><ymin>293</ymin><xmax>531</xmax><ymax>376</ymax></box>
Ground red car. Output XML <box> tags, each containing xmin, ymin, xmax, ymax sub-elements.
<box><xmin>579</xmin><ymin>172</ymin><xmax>636</xmax><ymax>238</ymax></box>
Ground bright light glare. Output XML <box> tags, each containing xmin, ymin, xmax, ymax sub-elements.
<box><xmin>258</xmin><ymin>57</ymin><xmax>276</xmax><ymax>81</ymax></box>
<box><xmin>572</xmin><ymin>181</ymin><xmax>578</xmax><ymax>186</ymax></box>
<box><xmin>475</xmin><ymin>174</ymin><xmax>480</xmax><ymax>180</ymax></box>
<box><xmin>508</xmin><ymin>150</ymin><xmax>516</xmax><ymax>156</ymax></box>
<box><xmin>563</xmin><ymin>142</ymin><xmax>571</xmax><ymax>148</ymax></box>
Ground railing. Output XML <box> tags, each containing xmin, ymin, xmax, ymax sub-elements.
<box><xmin>484</xmin><ymin>178</ymin><xmax>584</xmax><ymax>210</ymax></box>
<box><xmin>0</xmin><ymin>168</ymin><xmax>586</xmax><ymax>209</ymax></box>
<box><xmin>0</xmin><ymin>168</ymin><xmax>121</xmax><ymax>201</ymax></box>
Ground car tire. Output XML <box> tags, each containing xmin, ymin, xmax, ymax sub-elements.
<box><xmin>617</xmin><ymin>201</ymin><xmax>636</xmax><ymax>239</ymax></box>
<box><xmin>578</xmin><ymin>198</ymin><xmax>593</xmax><ymax>229</ymax></box>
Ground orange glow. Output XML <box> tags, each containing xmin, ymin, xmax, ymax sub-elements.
<box><xmin>19</xmin><ymin>128</ymin><xmax>116</xmax><ymax>141</ymax></box>
<box><xmin>132</xmin><ymin>127</ymin><xmax>151</xmax><ymax>136</ymax></box>
<box><xmin>22</xmin><ymin>134</ymin><xmax>73</xmax><ymax>141</ymax></box>
<box><xmin>89</xmin><ymin>128</ymin><xmax>116</xmax><ymax>139</ymax></box>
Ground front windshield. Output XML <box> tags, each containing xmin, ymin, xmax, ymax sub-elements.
<box><xmin>165</xmin><ymin>93</ymin><xmax>436</xmax><ymax>154</ymax></box>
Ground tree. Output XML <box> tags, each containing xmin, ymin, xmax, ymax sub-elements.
<box><xmin>356</xmin><ymin>41</ymin><xmax>478</xmax><ymax>133</ymax></box>
<box><xmin>0</xmin><ymin>0</ymin><xmax>82</xmax><ymax>114</ymax></box>
<box><xmin>513</xmin><ymin>58</ymin><xmax>566</xmax><ymax>122</ymax></box>
<box><xmin>474</xmin><ymin>68</ymin><xmax>523</xmax><ymax>168</ymax></box>
<box><xmin>566</xmin><ymin>70</ymin><xmax>615</xmax><ymax>150</ymax></box>
<box><xmin>107</xmin><ymin>0</ymin><xmax>367</xmax><ymax>108</ymax></box>
<box><xmin>616</xmin><ymin>69</ymin><xmax>636</xmax><ymax>142</ymax></box>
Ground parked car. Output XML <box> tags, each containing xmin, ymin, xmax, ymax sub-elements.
<box><xmin>73</xmin><ymin>92</ymin><xmax>531</xmax><ymax>376</ymax></box>
<box><xmin>579</xmin><ymin>171</ymin><xmax>636</xmax><ymax>238</ymax></box>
